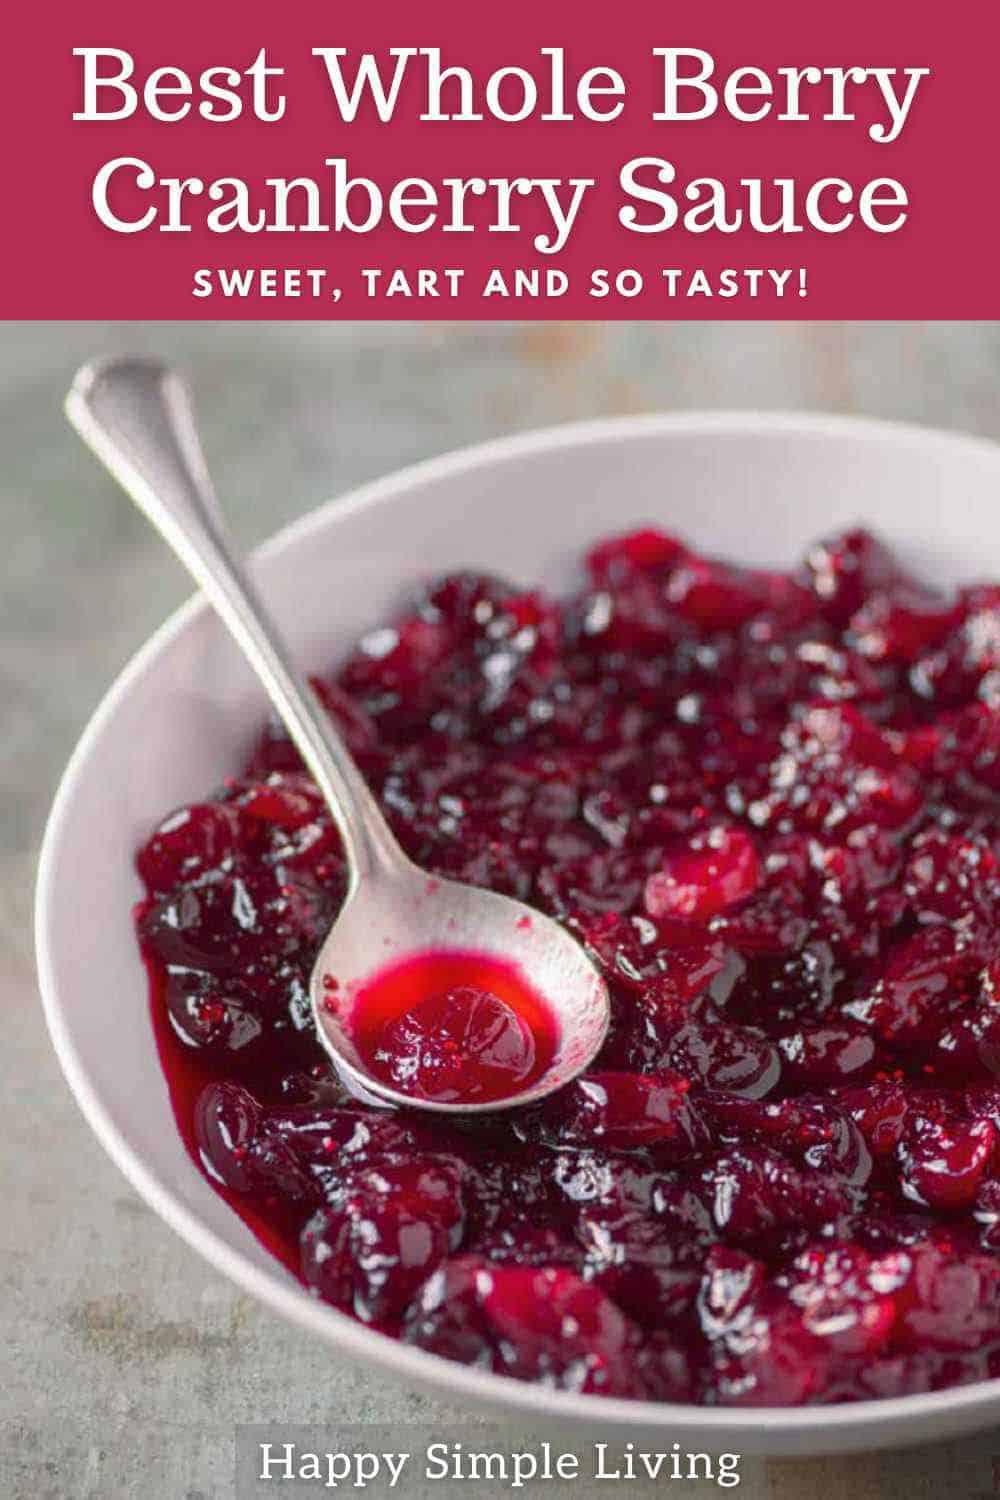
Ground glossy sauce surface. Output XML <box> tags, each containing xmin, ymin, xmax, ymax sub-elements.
<box><xmin>136</xmin><ymin>528</ymin><xmax>1000</xmax><ymax>1405</ymax></box>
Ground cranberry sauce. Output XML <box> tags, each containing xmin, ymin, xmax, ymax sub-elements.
<box><xmin>137</xmin><ymin>528</ymin><xmax>1000</xmax><ymax>1406</ymax></box>
<box><xmin>347</xmin><ymin>950</ymin><xmax>559</xmax><ymax>1104</ymax></box>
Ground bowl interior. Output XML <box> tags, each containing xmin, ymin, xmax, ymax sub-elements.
<box><xmin>36</xmin><ymin>412</ymin><xmax>1000</xmax><ymax>1452</ymax></box>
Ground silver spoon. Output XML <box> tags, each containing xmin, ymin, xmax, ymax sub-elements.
<box><xmin>66</xmin><ymin>356</ymin><xmax>610</xmax><ymax>1115</ymax></box>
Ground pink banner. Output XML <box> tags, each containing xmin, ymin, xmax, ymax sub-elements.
<box><xmin>4</xmin><ymin>0</ymin><xmax>995</xmax><ymax>317</ymax></box>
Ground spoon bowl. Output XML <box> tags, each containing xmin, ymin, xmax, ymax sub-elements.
<box><xmin>65</xmin><ymin>355</ymin><xmax>611</xmax><ymax>1114</ymax></box>
<box><xmin>311</xmin><ymin>861</ymin><xmax>610</xmax><ymax>1112</ymax></box>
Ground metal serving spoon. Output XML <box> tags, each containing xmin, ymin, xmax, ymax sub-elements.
<box><xmin>66</xmin><ymin>356</ymin><xmax>610</xmax><ymax>1115</ymax></box>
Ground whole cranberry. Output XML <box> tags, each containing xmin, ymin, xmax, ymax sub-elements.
<box><xmin>849</xmin><ymin>585</ymin><xmax>958</xmax><ymax>666</ymax></box>
<box><xmin>785</xmin><ymin>1241</ymin><xmax>900</xmax><ymax>1356</ymax></box>
<box><xmin>301</xmin><ymin>1158</ymin><xmax>466</xmax><ymax>1325</ymax></box>
<box><xmin>666</xmin><ymin>1023</ymin><xmax>781</xmax><ymax>1099</ymax></box>
<box><xmin>898</xmin><ymin>1115</ymin><xmax>996</xmax><ymax>1212</ymax></box>
<box><xmin>697</xmin><ymin>1245</ymin><xmax>766</xmax><ymax>1337</ymax></box>
<box><xmin>586</xmin><ymin>528</ymin><xmax>686</xmax><ymax>586</ymax></box>
<box><xmin>776</xmin><ymin>1025</ymin><xmax>877</xmax><ymax>1090</ymax></box>
<box><xmin>480</xmin><ymin>1265</ymin><xmax>640</xmax><ymax>1395</ymax></box>
<box><xmin>194</xmin><ymin>1083</ymin><xmax>313</xmax><ymax>1203</ymax></box>
<box><xmin>577</xmin><ymin>1209</ymin><xmax>703</xmax><ymax>1327</ymax></box>
<box><xmin>841</xmin><ymin>1081</ymin><xmax>910</xmax><ymax>1159</ymax></box>
<box><xmin>707</xmin><ymin>1294</ymin><xmax>831</xmax><ymax>1406</ymax></box>
<box><xmin>644</xmin><ymin>826</ymin><xmax>759</xmax><ymax>923</ymax></box>
<box><xmin>374</xmin><ymin>987</ymin><xmax>539</xmax><ymax>1104</ymax></box>
<box><xmin>801</xmin><ymin>528</ymin><xmax>901</xmax><ymax>626</ymax></box>
<box><xmin>136</xmin><ymin>801</ymin><xmax>245</xmax><ymax>894</ymax></box>
<box><xmin>523</xmin><ymin>1070</ymin><xmax>709</xmax><ymax>1158</ymax></box>
<box><xmin>844</xmin><ymin>927</ymin><xmax>979</xmax><ymax>1046</ymax></box>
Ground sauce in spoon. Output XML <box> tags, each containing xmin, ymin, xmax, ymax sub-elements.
<box><xmin>347</xmin><ymin>950</ymin><xmax>559</xmax><ymax>1104</ymax></box>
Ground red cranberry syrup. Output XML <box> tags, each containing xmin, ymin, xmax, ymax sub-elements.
<box><xmin>348</xmin><ymin>950</ymin><xmax>558</xmax><ymax>1104</ymax></box>
<box><xmin>137</xmin><ymin>528</ymin><xmax>1000</xmax><ymax>1405</ymax></box>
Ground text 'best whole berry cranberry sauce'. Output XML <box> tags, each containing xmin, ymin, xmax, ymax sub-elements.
<box><xmin>348</xmin><ymin>950</ymin><xmax>560</xmax><ymax>1105</ymax></box>
<box><xmin>136</xmin><ymin>525</ymin><xmax>1000</xmax><ymax>1406</ymax></box>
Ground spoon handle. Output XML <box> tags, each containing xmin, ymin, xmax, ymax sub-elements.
<box><xmin>66</xmin><ymin>355</ymin><xmax>405</xmax><ymax>885</ymax></box>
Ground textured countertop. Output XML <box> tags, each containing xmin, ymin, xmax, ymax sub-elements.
<box><xmin>6</xmin><ymin>320</ymin><xmax>1000</xmax><ymax>1499</ymax></box>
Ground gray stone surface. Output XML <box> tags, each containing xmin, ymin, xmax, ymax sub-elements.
<box><xmin>5</xmin><ymin>321</ymin><xmax>1000</xmax><ymax>1498</ymax></box>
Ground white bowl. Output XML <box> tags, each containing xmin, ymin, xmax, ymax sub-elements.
<box><xmin>36</xmin><ymin>411</ymin><xmax>1000</xmax><ymax>1456</ymax></box>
